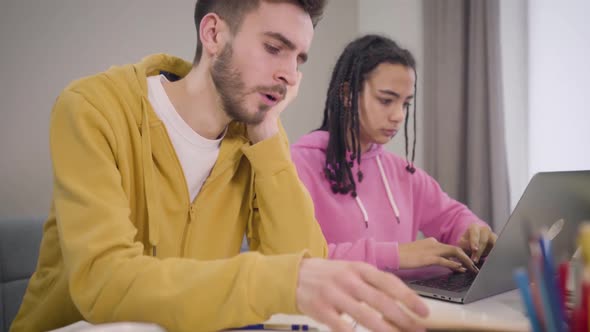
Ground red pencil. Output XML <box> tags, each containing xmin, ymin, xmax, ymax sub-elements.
<box><xmin>558</xmin><ymin>262</ymin><xmax>568</xmax><ymax>306</ymax></box>
<box><xmin>580</xmin><ymin>278</ymin><xmax>589</xmax><ymax>332</ymax></box>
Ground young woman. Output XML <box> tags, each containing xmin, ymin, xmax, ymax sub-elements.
<box><xmin>292</xmin><ymin>35</ymin><xmax>497</xmax><ymax>273</ymax></box>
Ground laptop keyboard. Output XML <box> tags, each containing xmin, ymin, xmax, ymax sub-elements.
<box><xmin>411</xmin><ymin>271</ymin><xmax>478</xmax><ymax>292</ymax></box>
<box><xmin>410</xmin><ymin>261</ymin><xmax>485</xmax><ymax>292</ymax></box>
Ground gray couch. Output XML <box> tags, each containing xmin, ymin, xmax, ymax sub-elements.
<box><xmin>0</xmin><ymin>218</ymin><xmax>248</xmax><ymax>331</ymax></box>
<box><xmin>0</xmin><ymin>218</ymin><xmax>44</xmax><ymax>332</ymax></box>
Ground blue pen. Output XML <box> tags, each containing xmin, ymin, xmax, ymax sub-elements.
<box><xmin>514</xmin><ymin>267</ymin><xmax>542</xmax><ymax>332</ymax></box>
<box><xmin>230</xmin><ymin>324</ymin><xmax>312</xmax><ymax>331</ymax></box>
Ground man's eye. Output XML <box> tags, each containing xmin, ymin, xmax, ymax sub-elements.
<box><xmin>264</xmin><ymin>44</ymin><xmax>280</xmax><ymax>54</ymax></box>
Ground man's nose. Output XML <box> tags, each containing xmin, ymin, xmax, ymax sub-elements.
<box><xmin>274</xmin><ymin>59</ymin><xmax>298</xmax><ymax>86</ymax></box>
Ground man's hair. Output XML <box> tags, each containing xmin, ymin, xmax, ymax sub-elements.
<box><xmin>318</xmin><ymin>34</ymin><xmax>418</xmax><ymax>197</ymax></box>
<box><xmin>193</xmin><ymin>0</ymin><xmax>327</xmax><ymax>64</ymax></box>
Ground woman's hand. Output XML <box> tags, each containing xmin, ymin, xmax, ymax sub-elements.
<box><xmin>457</xmin><ymin>224</ymin><xmax>497</xmax><ymax>263</ymax></box>
<box><xmin>399</xmin><ymin>238</ymin><xmax>479</xmax><ymax>272</ymax></box>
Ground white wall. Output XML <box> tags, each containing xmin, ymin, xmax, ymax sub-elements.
<box><xmin>499</xmin><ymin>0</ymin><xmax>590</xmax><ymax>211</ymax></box>
<box><xmin>0</xmin><ymin>0</ymin><xmax>197</xmax><ymax>219</ymax></box>
<box><xmin>499</xmin><ymin>0</ymin><xmax>529</xmax><ymax>210</ymax></box>
<box><xmin>529</xmin><ymin>0</ymin><xmax>590</xmax><ymax>175</ymax></box>
<box><xmin>282</xmin><ymin>0</ymin><xmax>358</xmax><ymax>142</ymax></box>
<box><xmin>358</xmin><ymin>0</ymin><xmax>425</xmax><ymax>168</ymax></box>
<box><xmin>0</xmin><ymin>0</ymin><xmax>358</xmax><ymax>219</ymax></box>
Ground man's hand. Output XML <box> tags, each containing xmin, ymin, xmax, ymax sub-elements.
<box><xmin>399</xmin><ymin>238</ymin><xmax>479</xmax><ymax>273</ymax></box>
<box><xmin>296</xmin><ymin>258</ymin><xmax>429</xmax><ymax>332</ymax></box>
<box><xmin>457</xmin><ymin>224</ymin><xmax>497</xmax><ymax>263</ymax></box>
<box><xmin>247</xmin><ymin>72</ymin><xmax>302</xmax><ymax>144</ymax></box>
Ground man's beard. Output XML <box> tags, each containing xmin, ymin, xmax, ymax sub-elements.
<box><xmin>210</xmin><ymin>43</ymin><xmax>286</xmax><ymax>125</ymax></box>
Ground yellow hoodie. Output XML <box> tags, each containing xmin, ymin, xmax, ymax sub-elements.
<box><xmin>11</xmin><ymin>54</ymin><xmax>328</xmax><ymax>332</ymax></box>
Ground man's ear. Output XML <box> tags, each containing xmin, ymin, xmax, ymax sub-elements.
<box><xmin>199</xmin><ymin>13</ymin><xmax>231</xmax><ymax>58</ymax></box>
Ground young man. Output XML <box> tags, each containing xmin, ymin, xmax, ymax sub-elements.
<box><xmin>11</xmin><ymin>1</ymin><xmax>428</xmax><ymax>331</ymax></box>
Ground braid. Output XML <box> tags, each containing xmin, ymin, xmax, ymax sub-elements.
<box><xmin>411</xmin><ymin>77</ymin><xmax>418</xmax><ymax>169</ymax></box>
<box><xmin>322</xmin><ymin>46</ymin><xmax>362</xmax><ymax>196</ymax></box>
<box><xmin>319</xmin><ymin>35</ymin><xmax>418</xmax><ymax>196</ymax></box>
<box><xmin>404</xmin><ymin>104</ymin><xmax>410</xmax><ymax>169</ymax></box>
<box><xmin>405</xmin><ymin>75</ymin><xmax>418</xmax><ymax>174</ymax></box>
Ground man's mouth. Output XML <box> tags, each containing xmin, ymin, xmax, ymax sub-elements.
<box><xmin>258</xmin><ymin>87</ymin><xmax>286</xmax><ymax>106</ymax></box>
<box><xmin>265</xmin><ymin>93</ymin><xmax>278</xmax><ymax>102</ymax></box>
<box><xmin>260</xmin><ymin>92</ymin><xmax>280</xmax><ymax>107</ymax></box>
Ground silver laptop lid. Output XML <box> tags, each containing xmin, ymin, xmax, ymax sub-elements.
<box><xmin>465</xmin><ymin>170</ymin><xmax>590</xmax><ymax>303</ymax></box>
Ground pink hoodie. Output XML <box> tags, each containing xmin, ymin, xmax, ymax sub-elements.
<box><xmin>291</xmin><ymin>131</ymin><xmax>488</xmax><ymax>271</ymax></box>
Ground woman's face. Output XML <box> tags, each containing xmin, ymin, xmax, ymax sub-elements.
<box><xmin>357</xmin><ymin>63</ymin><xmax>415</xmax><ymax>151</ymax></box>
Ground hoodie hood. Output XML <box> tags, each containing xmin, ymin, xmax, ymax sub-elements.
<box><xmin>99</xmin><ymin>54</ymin><xmax>250</xmax><ymax>255</ymax></box>
<box><xmin>99</xmin><ymin>54</ymin><xmax>193</xmax><ymax>127</ymax></box>
<box><xmin>108</xmin><ymin>54</ymin><xmax>193</xmax><ymax>255</ymax></box>
<box><xmin>292</xmin><ymin>130</ymin><xmax>401</xmax><ymax>227</ymax></box>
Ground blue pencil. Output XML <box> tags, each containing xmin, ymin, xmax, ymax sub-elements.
<box><xmin>514</xmin><ymin>267</ymin><xmax>543</xmax><ymax>332</ymax></box>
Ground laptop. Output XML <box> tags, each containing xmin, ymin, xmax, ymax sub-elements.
<box><xmin>399</xmin><ymin>170</ymin><xmax>590</xmax><ymax>304</ymax></box>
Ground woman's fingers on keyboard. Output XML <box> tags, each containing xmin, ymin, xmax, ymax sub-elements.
<box><xmin>432</xmin><ymin>256</ymin><xmax>467</xmax><ymax>272</ymax></box>
<box><xmin>445</xmin><ymin>244</ymin><xmax>479</xmax><ymax>272</ymax></box>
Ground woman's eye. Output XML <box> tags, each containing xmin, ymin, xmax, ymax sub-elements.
<box><xmin>379</xmin><ymin>98</ymin><xmax>392</xmax><ymax>106</ymax></box>
<box><xmin>404</xmin><ymin>102</ymin><xmax>412</xmax><ymax>108</ymax></box>
<box><xmin>264</xmin><ymin>44</ymin><xmax>280</xmax><ymax>54</ymax></box>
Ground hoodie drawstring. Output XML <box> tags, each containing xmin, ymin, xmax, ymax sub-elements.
<box><xmin>355</xmin><ymin>196</ymin><xmax>369</xmax><ymax>228</ymax></box>
<box><xmin>353</xmin><ymin>155</ymin><xmax>402</xmax><ymax>227</ymax></box>
<box><xmin>376</xmin><ymin>155</ymin><xmax>401</xmax><ymax>224</ymax></box>
<box><xmin>377</xmin><ymin>155</ymin><xmax>401</xmax><ymax>224</ymax></box>
<box><xmin>141</xmin><ymin>98</ymin><xmax>160</xmax><ymax>256</ymax></box>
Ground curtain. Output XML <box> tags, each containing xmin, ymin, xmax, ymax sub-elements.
<box><xmin>422</xmin><ymin>0</ymin><xmax>510</xmax><ymax>229</ymax></box>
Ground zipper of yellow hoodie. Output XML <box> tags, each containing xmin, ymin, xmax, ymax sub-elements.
<box><xmin>177</xmin><ymin>135</ymin><xmax>245</xmax><ymax>257</ymax></box>
<box><xmin>181</xmin><ymin>205</ymin><xmax>195</xmax><ymax>257</ymax></box>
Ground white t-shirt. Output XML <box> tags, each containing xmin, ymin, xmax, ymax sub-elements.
<box><xmin>147</xmin><ymin>74</ymin><xmax>224</xmax><ymax>203</ymax></box>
